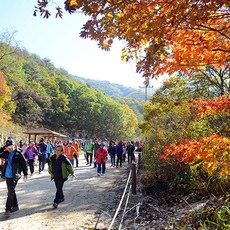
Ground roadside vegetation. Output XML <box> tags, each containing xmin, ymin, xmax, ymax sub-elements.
<box><xmin>140</xmin><ymin>73</ymin><xmax>229</xmax><ymax>229</ymax></box>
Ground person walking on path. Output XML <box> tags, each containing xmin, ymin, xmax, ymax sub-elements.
<box><xmin>85</xmin><ymin>139</ymin><xmax>94</xmax><ymax>166</ymax></box>
<box><xmin>25</xmin><ymin>141</ymin><xmax>38</xmax><ymax>176</ymax></box>
<box><xmin>38</xmin><ymin>138</ymin><xmax>47</xmax><ymax>174</ymax></box>
<box><xmin>95</xmin><ymin>143</ymin><xmax>108</xmax><ymax>176</ymax></box>
<box><xmin>64</xmin><ymin>141</ymin><xmax>77</xmax><ymax>166</ymax></box>
<box><xmin>72</xmin><ymin>139</ymin><xmax>79</xmax><ymax>167</ymax></box>
<box><xmin>48</xmin><ymin>144</ymin><xmax>75</xmax><ymax>208</ymax></box>
<box><xmin>126</xmin><ymin>141</ymin><xmax>135</xmax><ymax>164</ymax></box>
<box><xmin>46</xmin><ymin>140</ymin><xmax>53</xmax><ymax>160</ymax></box>
<box><xmin>108</xmin><ymin>140</ymin><xmax>116</xmax><ymax>167</ymax></box>
<box><xmin>0</xmin><ymin>138</ymin><xmax>28</xmax><ymax>217</ymax></box>
<box><xmin>116</xmin><ymin>140</ymin><xmax>123</xmax><ymax>168</ymax></box>
<box><xmin>93</xmin><ymin>139</ymin><xmax>100</xmax><ymax>168</ymax></box>
<box><xmin>130</xmin><ymin>141</ymin><xmax>136</xmax><ymax>162</ymax></box>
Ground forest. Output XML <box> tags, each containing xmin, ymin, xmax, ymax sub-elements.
<box><xmin>0</xmin><ymin>0</ymin><xmax>230</xmax><ymax>228</ymax></box>
<box><xmin>0</xmin><ymin>32</ymin><xmax>139</xmax><ymax>141</ymax></box>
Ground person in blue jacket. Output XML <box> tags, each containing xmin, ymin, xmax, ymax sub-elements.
<box><xmin>0</xmin><ymin>138</ymin><xmax>28</xmax><ymax>217</ymax></box>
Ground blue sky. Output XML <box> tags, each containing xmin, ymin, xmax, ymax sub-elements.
<box><xmin>0</xmin><ymin>0</ymin><xmax>164</xmax><ymax>90</ymax></box>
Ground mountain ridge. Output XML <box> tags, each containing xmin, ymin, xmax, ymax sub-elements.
<box><xmin>69</xmin><ymin>75</ymin><xmax>151</xmax><ymax>101</ymax></box>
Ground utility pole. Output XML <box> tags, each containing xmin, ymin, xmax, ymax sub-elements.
<box><xmin>139</xmin><ymin>77</ymin><xmax>154</xmax><ymax>101</ymax></box>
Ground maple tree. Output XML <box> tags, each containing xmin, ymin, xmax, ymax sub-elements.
<box><xmin>189</xmin><ymin>95</ymin><xmax>230</xmax><ymax>118</ymax></box>
<box><xmin>160</xmin><ymin>95</ymin><xmax>230</xmax><ymax>177</ymax></box>
<box><xmin>34</xmin><ymin>0</ymin><xmax>230</xmax><ymax>78</ymax></box>
<box><xmin>162</xmin><ymin>134</ymin><xmax>230</xmax><ymax>177</ymax></box>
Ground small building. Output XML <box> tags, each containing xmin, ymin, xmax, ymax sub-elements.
<box><xmin>23</xmin><ymin>127</ymin><xmax>67</xmax><ymax>143</ymax></box>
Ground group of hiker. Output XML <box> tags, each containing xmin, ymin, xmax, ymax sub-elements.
<box><xmin>0</xmin><ymin>136</ymin><xmax>143</xmax><ymax>217</ymax></box>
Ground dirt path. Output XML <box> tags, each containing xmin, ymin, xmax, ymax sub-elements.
<box><xmin>0</xmin><ymin>155</ymin><xmax>128</xmax><ymax>230</ymax></box>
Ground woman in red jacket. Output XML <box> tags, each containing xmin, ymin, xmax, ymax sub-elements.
<box><xmin>95</xmin><ymin>143</ymin><xmax>108</xmax><ymax>176</ymax></box>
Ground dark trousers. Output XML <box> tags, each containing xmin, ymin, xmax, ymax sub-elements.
<box><xmin>54</xmin><ymin>178</ymin><xmax>65</xmax><ymax>204</ymax></box>
<box><xmin>116</xmin><ymin>154</ymin><xmax>123</xmax><ymax>167</ymax></box>
<box><xmin>38</xmin><ymin>154</ymin><xmax>46</xmax><ymax>172</ymax></box>
<box><xmin>28</xmin><ymin>159</ymin><xmax>35</xmax><ymax>174</ymax></box>
<box><xmin>128</xmin><ymin>153</ymin><xmax>135</xmax><ymax>163</ymax></box>
<box><xmin>110</xmin><ymin>155</ymin><xmax>115</xmax><ymax>166</ymax></box>
<box><xmin>74</xmin><ymin>154</ymin><xmax>78</xmax><ymax>167</ymax></box>
<box><xmin>6</xmin><ymin>178</ymin><xmax>18</xmax><ymax>211</ymax></box>
<box><xmin>86</xmin><ymin>152</ymin><xmax>93</xmax><ymax>165</ymax></box>
<box><xmin>97</xmin><ymin>163</ymin><xmax>106</xmax><ymax>174</ymax></box>
<box><xmin>128</xmin><ymin>154</ymin><xmax>132</xmax><ymax>164</ymax></box>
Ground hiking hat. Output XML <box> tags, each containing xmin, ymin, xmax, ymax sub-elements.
<box><xmin>5</xmin><ymin>139</ymin><xmax>15</xmax><ymax>148</ymax></box>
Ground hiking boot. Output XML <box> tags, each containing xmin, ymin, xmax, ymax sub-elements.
<box><xmin>4</xmin><ymin>210</ymin><xmax>11</xmax><ymax>217</ymax></box>
<box><xmin>59</xmin><ymin>198</ymin><xmax>64</xmax><ymax>203</ymax></box>
<box><xmin>53</xmin><ymin>203</ymin><xmax>58</xmax><ymax>208</ymax></box>
<box><xmin>12</xmin><ymin>206</ymin><xmax>19</xmax><ymax>212</ymax></box>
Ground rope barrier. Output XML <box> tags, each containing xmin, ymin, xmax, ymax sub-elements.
<box><xmin>108</xmin><ymin>151</ymin><xmax>142</xmax><ymax>229</ymax></box>
<box><xmin>108</xmin><ymin>169</ymin><xmax>132</xmax><ymax>230</ymax></box>
<box><xmin>118</xmin><ymin>184</ymin><xmax>132</xmax><ymax>230</ymax></box>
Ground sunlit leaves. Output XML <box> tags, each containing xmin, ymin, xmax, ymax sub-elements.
<box><xmin>0</xmin><ymin>71</ymin><xmax>11</xmax><ymax>114</ymax></box>
<box><xmin>162</xmin><ymin>135</ymin><xmax>230</xmax><ymax>177</ymax></box>
<box><xmin>35</xmin><ymin>0</ymin><xmax>230</xmax><ymax>77</ymax></box>
<box><xmin>160</xmin><ymin>94</ymin><xmax>230</xmax><ymax>178</ymax></box>
<box><xmin>65</xmin><ymin>0</ymin><xmax>82</xmax><ymax>13</ymax></box>
<box><xmin>190</xmin><ymin>95</ymin><xmax>230</xmax><ymax>118</ymax></box>
<box><xmin>141</xmin><ymin>74</ymin><xmax>230</xmax><ymax>189</ymax></box>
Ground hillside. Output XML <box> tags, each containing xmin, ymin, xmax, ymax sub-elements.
<box><xmin>70</xmin><ymin>75</ymin><xmax>150</xmax><ymax>100</ymax></box>
<box><xmin>69</xmin><ymin>75</ymin><xmax>147</xmax><ymax>117</ymax></box>
<box><xmin>0</xmin><ymin>39</ymin><xmax>139</xmax><ymax>140</ymax></box>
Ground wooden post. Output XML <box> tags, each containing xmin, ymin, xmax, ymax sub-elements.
<box><xmin>131</xmin><ymin>163</ymin><xmax>136</xmax><ymax>194</ymax></box>
<box><xmin>138</xmin><ymin>152</ymin><xmax>142</xmax><ymax>170</ymax></box>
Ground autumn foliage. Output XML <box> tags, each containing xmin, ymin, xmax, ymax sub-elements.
<box><xmin>190</xmin><ymin>95</ymin><xmax>230</xmax><ymax>118</ymax></box>
<box><xmin>35</xmin><ymin>0</ymin><xmax>230</xmax><ymax>78</ymax></box>
<box><xmin>161</xmin><ymin>96</ymin><xmax>230</xmax><ymax>178</ymax></box>
<box><xmin>0</xmin><ymin>71</ymin><xmax>9</xmax><ymax>96</ymax></box>
<box><xmin>162</xmin><ymin>135</ymin><xmax>230</xmax><ymax>176</ymax></box>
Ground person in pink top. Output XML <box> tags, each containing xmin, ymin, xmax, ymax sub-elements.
<box><xmin>25</xmin><ymin>141</ymin><xmax>38</xmax><ymax>176</ymax></box>
<box><xmin>95</xmin><ymin>143</ymin><xmax>108</xmax><ymax>176</ymax></box>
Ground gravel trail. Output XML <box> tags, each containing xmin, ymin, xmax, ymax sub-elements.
<box><xmin>0</xmin><ymin>155</ymin><xmax>128</xmax><ymax>230</ymax></box>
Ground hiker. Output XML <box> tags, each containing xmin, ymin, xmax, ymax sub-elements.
<box><xmin>64</xmin><ymin>140</ymin><xmax>77</xmax><ymax>166</ymax></box>
<box><xmin>116</xmin><ymin>140</ymin><xmax>123</xmax><ymax>168</ymax></box>
<box><xmin>46</xmin><ymin>140</ymin><xmax>53</xmax><ymax>159</ymax></box>
<box><xmin>126</xmin><ymin>141</ymin><xmax>135</xmax><ymax>164</ymax></box>
<box><xmin>24</xmin><ymin>141</ymin><xmax>38</xmax><ymax>176</ymax></box>
<box><xmin>48</xmin><ymin>144</ymin><xmax>75</xmax><ymax>208</ymax></box>
<box><xmin>85</xmin><ymin>139</ymin><xmax>94</xmax><ymax>166</ymax></box>
<box><xmin>0</xmin><ymin>138</ymin><xmax>28</xmax><ymax>217</ymax></box>
<box><xmin>38</xmin><ymin>138</ymin><xmax>47</xmax><ymax>173</ymax></box>
<box><xmin>95</xmin><ymin>143</ymin><xmax>108</xmax><ymax>176</ymax></box>
<box><xmin>108</xmin><ymin>140</ymin><xmax>116</xmax><ymax>167</ymax></box>
<box><xmin>72</xmin><ymin>139</ymin><xmax>79</xmax><ymax>167</ymax></box>
<box><xmin>93</xmin><ymin>139</ymin><xmax>100</xmax><ymax>168</ymax></box>
<box><xmin>130</xmin><ymin>141</ymin><xmax>136</xmax><ymax>162</ymax></box>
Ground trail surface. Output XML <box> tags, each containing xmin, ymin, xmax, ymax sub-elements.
<box><xmin>0</xmin><ymin>155</ymin><xmax>128</xmax><ymax>230</ymax></box>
